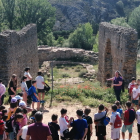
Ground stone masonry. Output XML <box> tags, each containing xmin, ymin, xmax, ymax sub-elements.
<box><xmin>0</xmin><ymin>24</ymin><xmax>39</xmax><ymax>86</ymax></box>
<box><xmin>97</xmin><ymin>22</ymin><xmax>138</xmax><ymax>86</ymax></box>
<box><xmin>38</xmin><ymin>46</ymin><xmax>98</xmax><ymax>66</ymax></box>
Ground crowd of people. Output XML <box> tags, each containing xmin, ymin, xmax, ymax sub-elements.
<box><xmin>0</xmin><ymin>69</ymin><xmax>140</xmax><ymax>140</ymax></box>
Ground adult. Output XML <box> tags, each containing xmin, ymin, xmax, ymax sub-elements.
<box><xmin>8</xmin><ymin>74</ymin><xmax>17</xmax><ymax>103</ymax></box>
<box><xmin>21</xmin><ymin>76</ymin><xmax>28</xmax><ymax>104</ymax></box>
<box><xmin>0</xmin><ymin>79</ymin><xmax>6</xmax><ymax>105</ymax></box>
<box><xmin>107</xmin><ymin>71</ymin><xmax>123</xmax><ymax>102</ymax></box>
<box><xmin>69</xmin><ymin>109</ymin><xmax>88</xmax><ymax>140</ymax></box>
<box><xmin>35</xmin><ymin>72</ymin><xmax>45</xmax><ymax>105</ymax></box>
<box><xmin>26</xmin><ymin>111</ymin><xmax>52</xmax><ymax>140</ymax></box>
<box><xmin>24</xmin><ymin>68</ymin><xmax>32</xmax><ymax>89</ymax></box>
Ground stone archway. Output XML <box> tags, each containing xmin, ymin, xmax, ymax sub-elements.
<box><xmin>104</xmin><ymin>39</ymin><xmax>112</xmax><ymax>87</ymax></box>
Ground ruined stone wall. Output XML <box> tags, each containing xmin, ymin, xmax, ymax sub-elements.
<box><xmin>97</xmin><ymin>22</ymin><xmax>138</xmax><ymax>86</ymax></box>
<box><xmin>0</xmin><ymin>24</ymin><xmax>39</xmax><ymax>86</ymax></box>
<box><xmin>38</xmin><ymin>47</ymin><xmax>98</xmax><ymax>66</ymax></box>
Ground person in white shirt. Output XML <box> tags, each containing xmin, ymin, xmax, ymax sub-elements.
<box><xmin>132</xmin><ymin>83</ymin><xmax>140</xmax><ymax>110</ymax></box>
<box><xmin>59</xmin><ymin>108</ymin><xmax>72</xmax><ymax>140</ymax></box>
<box><xmin>21</xmin><ymin>76</ymin><xmax>28</xmax><ymax>104</ymax></box>
<box><xmin>0</xmin><ymin>79</ymin><xmax>6</xmax><ymax>105</ymax></box>
<box><xmin>35</xmin><ymin>72</ymin><xmax>45</xmax><ymax>104</ymax></box>
<box><xmin>136</xmin><ymin>109</ymin><xmax>140</xmax><ymax>140</ymax></box>
<box><xmin>24</xmin><ymin>67</ymin><xmax>32</xmax><ymax>89</ymax></box>
<box><xmin>110</xmin><ymin>104</ymin><xmax>121</xmax><ymax>140</ymax></box>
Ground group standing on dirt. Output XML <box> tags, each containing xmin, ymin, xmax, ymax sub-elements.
<box><xmin>0</xmin><ymin>69</ymin><xmax>139</xmax><ymax>140</ymax></box>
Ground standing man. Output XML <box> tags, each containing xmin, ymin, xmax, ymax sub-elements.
<box><xmin>26</xmin><ymin>111</ymin><xmax>52</xmax><ymax>140</ymax></box>
<box><xmin>35</xmin><ymin>72</ymin><xmax>45</xmax><ymax>105</ymax></box>
<box><xmin>0</xmin><ymin>79</ymin><xmax>6</xmax><ymax>105</ymax></box>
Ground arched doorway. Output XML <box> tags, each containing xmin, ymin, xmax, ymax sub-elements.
<box><xmin>104</xmin><ymin>39</ymin><xmax>112</xmax><ymax>87</ymax></box>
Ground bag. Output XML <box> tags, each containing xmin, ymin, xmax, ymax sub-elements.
<box><xmin>102</xmin><ymin>116</ymin><xmax>110</xmax><ymax>126</ymax></box>
<box><xmin>129</xmin><ymin>109</ymin><xmax>135</xmax><ymax>123</ymax></box>
<box><xmin>6</xmin><ymin>117</ymin><xmax>14</xmax><ymax>132</ymax></box>
<box><xmin>114</xmin><ymin>115</ymin><xmax>122</xmax><ymax>128</ymax></box>
<box><xmin>63</xmin><ymin>129</ymin><xmax>70</xmax><ymax>138</ymax></box>
<box><xmin>44</xmin><ymin>83</ymin><xmax>50</xmax><ymax>92</ymax></box>
<box><xmin>28</xmin><ymin>86</ymin><xmax>33</xmax><ymax>96</ymax></box>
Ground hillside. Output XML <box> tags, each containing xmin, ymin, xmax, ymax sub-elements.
<box><xmin>50</xmin><ymin>0</ymin><xmax>140</xmax><ymax>31</ymax></box>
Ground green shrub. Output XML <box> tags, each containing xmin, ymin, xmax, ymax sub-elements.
<box><xmin>61</xmin><ymin>73</ymin><xmax>70</xmax><ymax>78</ymax></box>
<box><xmin>78</xmin><ymin>70</ymin><xmax>87</xmax><ymax>78</ymax></box>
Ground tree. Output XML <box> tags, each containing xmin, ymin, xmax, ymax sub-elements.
<box><xmin>93</xmin><ymin>32</ymin><xmax>99</xmax><ymax>52</ymax></box>
<box><xmin>128</xmin><ymin>6</ymin><xmax>140</xmax><ymax>38</ymax></box>
<box><xmin>46</xmin><ymin>32</ymin><xmax>56</xmax><ymax>46</ymax></box>
<box><xmin>15</xmin><ymin>0</ymin><xmax>56</xmax><ymax>44</ymax></box>
<box><xmin>1</xmin><ymin>0</ymin><xmax>15</xmax><ymax>29</ymax></box>
<box><xmin>111</xmin><ymin>17</ymin><xmax>130</xmax><ymax>28</ymax></box>
<box><xmin>68</xmin><ymin>23</ymin><xmax>95</xmax><ymax>50</ymax></box>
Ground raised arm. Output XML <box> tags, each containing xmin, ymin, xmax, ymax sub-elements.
<box><xmin>106</xmin><ymin>77</ymin><xmax>114</xmax><ymax>81</ymax></box>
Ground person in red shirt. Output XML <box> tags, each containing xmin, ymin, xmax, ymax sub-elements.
<box><xmin>128</xmin><ymin>77</ymin><xmax>136</xmax><ymax>101</ymax></box>
<box><xmin>121</xmin><ymin>101</ymin><xmax>135</xmax><ymax>140</ymax></box>
<box><xmin>0</xmin><ymin>112</ymin><xmax>4</xmax><ymax>140</ymax></box>
<box><xmin>26</xmin><ymin>111</ymin><xmax>52</xmax><ymax>140</ymax></box>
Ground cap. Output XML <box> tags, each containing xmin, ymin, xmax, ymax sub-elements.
<box><xmin>15</xmin><ymin>95</ymin><xmax>23</xmax><ymax>100</ymax></box>
<box><xmin>19</xmin><ymin>101</ymin><xmax>26</xmax><ymax>107</ymax></box>
<box><xmin>11</xmin><ymin>97</ymin><xmax>17</xmax><ymax>103</ymax></box>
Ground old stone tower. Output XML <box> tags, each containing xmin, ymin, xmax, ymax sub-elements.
<box><xmin>97</xmin><ymin>22</ymin><xmax>138</xmax><ymax>86</ymax></box>
<box><xmin>0</xmin><ymin>24</ymin><xmax>39</xmax><ymax>86</ymax></box>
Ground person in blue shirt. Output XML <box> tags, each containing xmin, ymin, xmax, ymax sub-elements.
<box><xmin>115</xmin><ymin>101</ymin><xmax>123</xmax><ymax>119</ymax></box>
<box><xmin>69</xmin><ymin>109</ymin><xmax>88</xmax><ymax>140</ymax></box>
<box><xmin>29</xmin><ymin>81</ymin><xmax>39</xmax><ymax>110</ymax></box>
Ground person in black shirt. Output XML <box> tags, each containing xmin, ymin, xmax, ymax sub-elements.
<box><xmin>82</xmin><ymin>108</ymin><xmax>93</xmax><ymax>140</ymax></box>
<box><xmin>48</xmin><ymin>114</ymin><xmax>60</xmax><ymax>140</ymax></box>
<box><xmin>8</xmin><ymin>74</ymin><xmax>17</xmax><ymax>103</ymax></box>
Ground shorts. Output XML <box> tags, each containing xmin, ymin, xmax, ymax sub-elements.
<box><xmin>37</xmin><ymin>89</ymin><xmax>45</xmax><ymax>93</ymax></box>
<box><xmin>132</xmin><ymin>100</ymin><xmax>138</xmax><ymax>105</ymax></box>
<box><xmin>9</xmin><ymin>132</ymin><xmax>14</xmax><ymax>140</ymax></box>
<box><xmin>111</xmin><ymin>128</ymin><xmax>120</xmax><ymax>139</ymax></box>
<box><xmin>137</xmin><ymin>124</ymin><xmax>140</xmax><ymax>133</ymax></box>
<box><xmin>95</xmin><ymin>125</ymin><xmax>106</xmax><ymax>137</ymax></box>
<box><xmin>32</xmin><ymin>96</ymin><xmax>39</xmax><ymax>102</ymax></box>
<box><xmin>121</xmin><ymin>123</ymin><xmax>133</xmax><ymax>133</ymax></box>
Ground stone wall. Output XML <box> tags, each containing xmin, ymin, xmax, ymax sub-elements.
<box><xmin>38</xmin><ymin>47</ymin><xmax>98</xmax><ymax>66</ymax></box>
<box><xmin>97</xmin><ymin>22</ymin><xmax>138</xmax><ymax>86</ymax></box>
<box><xmin>0</xmin><ymin>24</ymin><xmax>39</xmax><ymax>86</ymax></box>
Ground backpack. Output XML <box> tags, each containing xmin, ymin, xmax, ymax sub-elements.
<box><xmin>114</xmin><ymin>115</ymin><xmax>122</xmax><ymax>128</ymax></box>
<box><xmin>6</xmin><ymin>117</ymin><xmax>14</xmax><ymax>133</ymax></box>
<box><xmin>129</xmin><ymin>109</ymin><xmax>135</xmax><ymax>123</ymax></box>
<box><xmin>102</xmin><ymin>116</ymin><xmax>110</xmax><ymax>126</ymax></box>
<box><xmin>28</xmin><ymin>86</ymin><xmax>34</xmax><ymax>96</ymax></box>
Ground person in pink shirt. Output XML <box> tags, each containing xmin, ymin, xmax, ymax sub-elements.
<box><xmin>0</xmin><ymin>79</ymin><xmax>6</xmax><ymax>106</ymax></box>
<box><xmin>20</xmin><ymin>109</ymin><xmax>28</xmax><ymax>128</ymax></box>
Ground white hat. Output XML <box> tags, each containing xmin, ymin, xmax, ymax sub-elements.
<box><xmin>19</xmin><ymin>101</ymin><xmax>26</xmax><ymax>107</ymax></box>
<box><xmin>15</xmin><ymin>95</ymin><xmax>23</xmax><ymax>100</ymax></box>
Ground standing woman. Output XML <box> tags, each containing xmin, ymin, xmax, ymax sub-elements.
<box><xmin>24</xmin><ymin>68</ymin><xmax>32</xmax><ymax>89</ymax></box>
<box><xmin>8</xmin><ymin>74</ymin><xmax>17</xmax><ymax>103</ymax></box>
<box><xmin>107</xmin><ymin>71</ymin><xmax>123</xmax><ymax>102</ymax></box>
<box><xmin>21</xmin><ymin>76</ymin><xmax>28</xmax><ymax>104</ymax></box>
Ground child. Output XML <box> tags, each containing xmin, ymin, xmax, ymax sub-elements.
<box><xmin>0</xmin><ymin>106</ymin><xmax>5</xmax><ymax>112</ymax></box>
<box><xmin>110</xmin><ymin>104</ymin><xmax>121</xmax><ymax>140</ymax></box>
<box><xmin>29</xmin><ymin>109</ymin><xmax>37</xmax><ymax>123</ymax></box>
<box><xmin>13</xmin><ymin>113</ymin><xmax>23</xmax><ymax>140</ymax></box>
<box><xmin>132</xmin><ymin>83</ymin><xmax>140</xmax><ymax>110</ymax></box>
<box><xmin>20</xmin><ymin>109</ymin><xmax>28</xmax><ymax>128</ymax></box>
<box><xmin>15</xmin><ymin>95</ymin><xmax>23</xmax><ymax>106</ymax></box>
<box><xmin>2</xmin><ymin>115</ymin><xmax>7</xmax><ymax>140</ymax></box>
<box><xmin>2</xmin><ymin>109</ymin><xmax>7</xmax><ymax>116</ymax></box>
<box><xmin>19</xmin><ymin>101</ymin><xmax>32</xmax><ymax>113</ymax></box>
<box><xmin>17</xmin><ymin>119</ymin><xmax>34</xmax><ymax>140</ymax></box>
<box><xmin>0</xmin><ymin>112</ymin><xmax>4</xmax><ymax>140</ymax></box>
<box><xmin>94</xmin><ymin>104</ymin><xmax>108</xmax><ymax>140</ymax></box>
<box><xmin>115</xmin><ymin>101</ymin><xmax>123</xmax><ymax>119</ymax></box>
<box><xmin>122</xmin><ymin>101</ymin><xmax>135</xmax><ymax>140</ymax></box>
<box><xmin>82</xmin><ymin>108</ymin><xmax>93</xmax><ymax>140</ymax></box>
<box><xmin>59</xmin><ymin>108</ymin><xmax>69</xmax><ymax>140</ymax></box>
<box><xmin>48</xmin><ymin>114</ymin><xmax>60</xmax><ymax>140</ymax></box>
<box><xmin>136</xmin><ymin>107</ymin><xmax>140</xmax><ymax>140</ymax></box>
<box><xmin>128</xmin><ymin>77</ymin><xmax>136</xmax><ymax>101</ymax></box>
<box><xmin>7</xmin><ymin>97</ymin><xmax>18</xmax><ymax>120</ymax></box>
<box><xmin>28</xmin><ymin>81</ymin><xmax>39</xmax><ymax>110</ymax></box>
